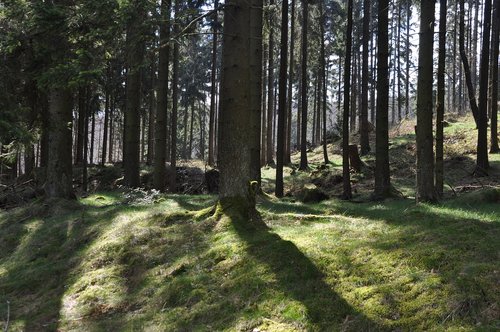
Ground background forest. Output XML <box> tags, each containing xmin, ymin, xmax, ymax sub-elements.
<box><xmin>0</xmin><ymin>0</ymin><xmax>499</xmax><ymax>330</ymax></box>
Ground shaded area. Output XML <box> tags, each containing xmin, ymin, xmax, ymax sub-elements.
<box><xmin>225</xmin><ymin>207</ymin><xmax>383</xmax><ymax>331</ymax></box>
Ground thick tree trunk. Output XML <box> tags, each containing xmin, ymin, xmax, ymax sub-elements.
<box><xmin>44</xmin><ymin>88</ymin><xmax>74</xmax><ymax>199</ymax></box>
<box><xmin>275</xmin><ymin>0</ymin><xmax>288</xmax><ymax>197</ymax></box>
<box><xmin>435</xmin><ymin>0</ymin><xmax>447</xmax><ymax>197</ymax></box>
<box><xmin>153</xmin><ymin>0</ymin><xmax>171</xmax><ymax>191</ymax></box>
<box><xmin>416</xmin><ymin>0</ymin><xmax>436</xmax><ymax>203</ymax></box>
<box><xmin>373</xmin><ymin>0</ymin><xmax>391</xmax><ymax>200</ymax></box>
<box><xmin>218</xmin><ymin>0</ymin><xmax>263</xmax><ymax>214</ymax></box>
<box><xmin>123</xmin><ymin>0</ymin><xmax>146</xmax><ymax>187</ymax></box>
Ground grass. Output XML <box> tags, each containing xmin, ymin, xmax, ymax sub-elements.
<box><xmin>1</xmin><ymin>115</ymin><xmax>499</xmax><ymax>331</ymax></box>
<box><xmin>0</xmin><ymin>189</ymin><xmax>499</xmax><ymax>331</ymax></box>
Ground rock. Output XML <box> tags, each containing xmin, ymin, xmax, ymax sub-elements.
<box><xmin>297</xmin><ymin>184</ymin><xmax>329</xmax><ymax>203</ymax></box>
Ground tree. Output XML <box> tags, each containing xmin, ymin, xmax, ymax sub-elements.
<box><xmin>275</xmin><ymin>0</ymin><xmax>289</xmax><ymax>197</ymax></box>
<box><xmin>123</xmin><ymin>0</ymin><xmax>146</xmax><ymax>188</ymax></box>
<box><xmin>153</xmin><ymin>0</ymin><xmax>172</xmax><ymax>191</ymax></box>
<box><xmin>491</xmin><ymin>0</ymin><xmax>500</xmax><ymax>153</ymax></box>
<box><xmin>41</xmin><ymin>1</ymin><xmax>75</xmax><ymax>199</ymax></box>
<box><xmin>435</xmin><ymin>0</ymin><xmax>447</xmax><ymax>197</ymax></box>
<box><xmin>475</xmin><ymin>0</ymin><xmax>492</xmax><ymax>175</ymax></box>
<box><xmin>298</xmin><ymin>0</ymin><xmax>309</xmax><ymax>171</ymax></box>
<box><xmin>208</xmin><ymin>0</ymin><xmax>219</xmax><ymax>166</ymax></box>
<box><xmin>416</xmin><ymin>0</ymin><xmax>436</xmax><ymax>203</ymax></box>
<box><xmin>266</xmin><ymin>0</ymin><xmax>276</xmax><ymax>166</ymax></box>
<box><xmin>373</xmin><ymin>0</ymin><xmax>391</xmax><ymax>200</ymax></box>
<box><xmin>169</xmin><ymin>0</ymin><xmax>180</xmax><ymax>192</ymax></box>
<box><xmin>360</xmin><ymin>0</ymin><xmax>370</xmax><ymax>155</ymax></box>
<box><xmin>342</xmin><ymin>0</ymin><xmax>354</xmax><ymax>200</ymax></box>
<box><xmin>218</xmin><ymin>0</ymin><xmax>263</xmax><ymax>216</ymax></box>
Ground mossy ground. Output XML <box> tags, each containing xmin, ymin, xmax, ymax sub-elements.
<box><xmin>1</xmin><ymin>115</ymin><xmax>499</xmax><ymax>331</ymax></box>
<box><xmin>0</xmin><ymin>190</ymin><xmax>499</xmax><ymax>331</ymax></box>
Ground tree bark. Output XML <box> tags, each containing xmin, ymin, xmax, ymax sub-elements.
<box><xmin>266</xmin><ymin>0</ymin><xmax>276</xmax><ymax>166</ymax></box>
<box><xmin>435</xmin><ymin>0</ymin><xmax>447</xmax><ymax>197</ymax></box>
<box><xmin>299</xmin><ymin>0</ymin><xmax>309</xmax><ymax>170</ymax></box>
<box><xmin>373</xmin><ymin>0</ymin><xmax>391</xmax><ymax>200</ymax></box>
<box><xmin>275</xmin><ymin>0</ymin><xmax>288</xmax><ymax>197</ymax></box>
<box><xmin>490</xmin><ymin>0</ymin><xmax>500</xmax><ymax>153</ymax></box>
<box><xmin>208</xmin><ymin>0</ymin><xmax>219</xmax><ymax>166</ymax></box>
<box><xmin>360</xmin><ymin>0</ymin><xmax>371</xmax><ymax>155</ymax></box>
<box><xmin>342</xmin><ymin>0</ymin><xmax>353</xmax><ymax>200</ymax></box>
<box><xmin>218</xmin><ymin>0</ymin><xmax>263</xmax><ymax>215</ymax></box>
<box><xmin>416</xmin><ymin>0</ymin><xmax>436</xmax><ymax>203</ymax></box>
<box><xmin>475</xmin><ymin>0</ymin><xmax>492</xmax><ymax>175</ymax></box>
<box><xmin>123</xmin><ymin>0</ymin><xmax>146</xmax><ymax>187</ymax></box>
<box><xmin>169</xmin><ymin>0</ymin><xmax>180</xmax><ymax>191</ymax></box>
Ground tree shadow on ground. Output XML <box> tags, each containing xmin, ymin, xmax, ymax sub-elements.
<box><xmin>226</xmin><ymin>208</ymin><xmax>384</xmax><ymax>331</ymax></box>
<box><xmin>0</xmin><ymin>199</ymin><xmax>149</xmax><ymax>331</ymax></box>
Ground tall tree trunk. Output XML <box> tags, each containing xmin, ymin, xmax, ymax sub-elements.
<box><xmin>360</xmin><ymin>0</ymin><xmax>370</xmax><ymax>155</ymax></box>
<box><xmin>476</xmin><ymin>0</ymin><xmax>492</xmax><ymax>175</ymax></box>
<box><xmin>218</xmin><ymin>0</ymin><xmax>263</xmax><ymax>215</ymax></box>
<box><xmin>90</xmin><ymin>100</ymin><xmax>95</xmax><ymax>165</ymax></box>
<box><xmin>189</xmin><ymin>100</ymin><xmax>195</xmax><ymax>159</ymax></box>
<box><xmin>342</xmin><ymin>0</ymin><xmax>353</xmax><ymax>200</ymax></box>
<box><xmin>416</xmin><ymin>0</ymin><xmax>436</xmax><ymax>203</ymax></box>
<box><xmin>208</xmin><ymin>0</ymin><xmax>219</xmax><ymax>166</ymax></box>
<box><xmin>123</xmin><ymin>0</ymin><xmax>146</xmax><ymax>187</ymax></box>
<box><xmin>285</xmin><ymin>0</ymin><xmax>295</xmax><ymax>164</ymax></box>
<box><xmin>44</xmin><ymin>88</ymin><xmax>74</xmax><ymax>198</ymax></box>
<box><xmin>405</xmin><ymin>0</ymin><xmax>411</xmax><ymax>117</ymax></box>
<box><xmin>435</xmin><ymin>0</ymin><xmax>447</xmax><ymax>197</ymax></box>
<box><xmin>108</xmin><ymin>95</ymin><xmax>114</xmax><ymax>163</ymax></box>
<box><xmin>298</xmin><ymin>0</ymin><xmax>309</xmax><ymax>170</ymax></box>
<box><xmin>261</xmin><ymin>42</ymin><xmax>268</xmax><ymax>166</ymax></box>
<box><xmin>267</xmin><ymin>0</ymin><xmax>276</xmax><ymax>166</ymax></box>
<box><xmin>102</xmin><ymin>69</ymin><xmax>110</xmax><ymax>166</ymax></box>
<box><xmin>373</xmin><ymin>0</ymin><xmax>391</xmax><ymax>200</ymax></box>
<box><xmin>75</xmin><ymin>87</ymin><xmax>85</xmax><ymax>165</ymax></box>
<box><xmin>276</xmin><ymin>0</ymin><xmax>288</xmax><ymax>197</ymax></box>
<box><xmin>169</xmin><ymin>0</ymin><xmax>180</xmax><ymax>191</ymax></box>
<box><xmin>490</xmin><ymin>0</ymin><xmax>500</xmax><ymax>153</ymax></box>
<box><xmin>153</xmin><ymin>0</ymin><xmax>171</xmax><ymax>190</ymax></box>
<box><xmin>147</xmin><ymin>58</ymin><xmax>156</xmax><ymax>166</ymax></box>
<box><xmin>320</xmin><ymin>2</ymin><xmax>329</xmax><ymax>164</ymax></box>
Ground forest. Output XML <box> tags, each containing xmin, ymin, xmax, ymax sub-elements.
<box><xmin>0</xmin><ymin>0</ymin><xmax>499</xmax><ymax>330</ymax></box>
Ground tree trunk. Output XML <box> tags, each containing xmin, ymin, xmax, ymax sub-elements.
<box><xmin>459</xmin><ymin>0</ymin><xmax>480</xmax><ymax>125</ymax></box>
<box><xmin>299</xmin><ymin>0</ymin><xmax>309</xmax><ymax>170</ymax></box>
<box><xmin>218</xmin><ymin>0</ymin><xmax>263</xmax><ymax>215</ymax></box>
<box><xmin>44</xmin><ymin>88</ymin><xmax>74</xmax><ymax>198</ymax></box>
<box><xmin>75</xmin><ymin>87</ymin><xmax>85</xmax><ymax>165</ymax></box>
<box><xmin>153</xmin><ymin>0</ymin><xmax>171</xmax><ymax>190</ymax></box>
<box><xmin>435</xmin><ymin>0</ymin><xmax>447</xmax><ymax>197</ymax></box>
<box><xmin>320</xmin><ymin>2</ymin><xmax>329</xmax><ymax>164</ymax></box>
<box><xmin>342</xmin><ymin>0</ymin><xmax>353</xmax><ymax>200</ymax></box>
<box><xmin>490</xmin><ymin>0</ymin><xmax>500</xmax><ymax>153</ymax></box>
<box><xmin>360</xmin><ymin>0</ymin><xmax>371</xmax><ymax>155</ymax></box>
<box><xmin>285</xmin><ymin>0</ymin><xmax>295</xmax><ymax>164</ymax></box>
<box><xmin>123</xmin><ymin>0</ymin><xmax>146</xmax><ymax>188</ymax></box>
<box><xmin>267</xmin><ymin>0</ymin><xmax>276</xmax><ymax>166</ymax></box>
<box><xmin>416</xmin><ymin>0</ymin><xmax>436</xmax><ymax>203</ymax></box>
<box><xmin>169</xmin><ymin>0</ymin><xmax>180</xmax><ymax>191</ymax></box>
<box><xmin>102</xmin><ymin>69</ymin><xmax>110</xmax><ymax>166</ymax></box>
<box><xmin>275</xmin><ymin>0</ymin><xmax>288</xmax><ymax>198</ymax></box>
<box><xmin>208</xmin><ymin>0</ymin><xmax>219</xmax><ymax>166</ymax></box>
<box><xmin>476</xmin><ymin>0</ymin><xmax>492</xmax><ymax>175</ymax></box>
<box><xmin>373</xmin><ymin>0</ymin><xmax>391</xmax><ymax>200</ymax></box>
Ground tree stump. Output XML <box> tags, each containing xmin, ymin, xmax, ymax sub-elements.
<box><xmin>348</xmin><ymin>144</ymin><xmax>364</xmax><ymax>173</ymax></box>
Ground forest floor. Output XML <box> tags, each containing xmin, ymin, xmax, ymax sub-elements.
<box><xmin>0</xmin><ymin>115</ymin><xmax>499</xmax><ymax>331</ymax></box>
